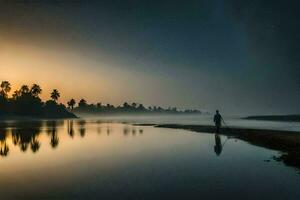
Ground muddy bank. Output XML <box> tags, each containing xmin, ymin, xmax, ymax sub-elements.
<box><xmin>138</xmin><ymin>124</ymin><xmax>300</xmax><ymax>170</ymax></box>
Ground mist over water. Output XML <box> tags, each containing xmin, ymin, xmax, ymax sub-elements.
<box><xmin>77</xmin><ymin>114</ymin><xmax>300</xmax><ymax>132</ymax></box>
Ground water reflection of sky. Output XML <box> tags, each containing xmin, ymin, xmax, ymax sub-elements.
<box><xmin>0</xmin><ymin>120</ymin><xmax>299</xmax><ymax>200</ymax></box>
<box><xmin>77</xmin><ymin>114</ymin><xmax>300</xmax><ymax>131</ymax></box>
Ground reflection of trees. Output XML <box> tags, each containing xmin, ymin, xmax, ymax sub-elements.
<box><xmin>97</xmin><ymin>127</ymin><xmax>102</xmax><ymax>134</ymax></box>
<box><xmin>30</xmin><ymin>138</ymin><xmax>40</xmax><ymax>153</ymax></box>
<box><xmin>50</xmin><ymin>134</ymin><xmax>59</xmax><ymax>148</ymax></box>
<box><xmin>123</xmin><ymin>127</ymin><xmax>129</xmax><ymax>136</ymax></box>
<box><xmin>11</xmin><ymin>121</ymin><xmax>42</xmax><ymax>153</ymax></box>
<box><xmin>123</xmin><ymin>127</ymin><xmax>144</xmax><ymax>136</ymax></box>
<box><xmin>132</xmin><ymin>128</ymin><xmax>136</xmax><ymax>135</ymax></box>
<box><xmin>46</xmin><ymin>121</ymin><xmax>62</xmax><ymax>149</ymax></box>
<box><xmin>96</xmin><ymin>120</ymin><xmax>102</xmax><ymax>134</ymax></box>
<box><xmin>77</xmin><ymin>120</ymin><xmax>86</xmax><ymax>138</ymax></box>
<box><xmin>0</xmin><ymin>128</ymin><xmax>9</xmax><ymax>157</ymax></box>
<box><xmin>106</xmin><ymin>127</ymin><xmax>111</xmax><ymax>136</ymax></box>
<box><xmin>67</xmin><ymin>120</ymin><xmax>75</xmax><ymax>138</ymax></box>
<box><xmin>0</xmin><ymin>143</ymin><xmax>9</xmax><ymax>156</ymax></box>
<box><xmin>20</xmin><ymin>142</ymin><xmax>28</xmax><ymax>152</ymax></box>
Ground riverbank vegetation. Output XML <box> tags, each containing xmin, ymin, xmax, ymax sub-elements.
<box><xmin>1</xmin><ymin>80</ymin><xmax>201</xmax><ymax>119</ymax></box>
<box><xmin>0</xmin><ymin>81</ymin><xmax>76</xmax><ymax>119</ymax></box>
<box><xmin>71</xmin><ymin>99</ymin><xmax>201</xmax><ymax>115</ymax></box>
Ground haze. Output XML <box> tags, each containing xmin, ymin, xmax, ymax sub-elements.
<box><xmin>0</xmin><ymin>0</ymin><xmax>299</xmax><ymax>115</ymax></box>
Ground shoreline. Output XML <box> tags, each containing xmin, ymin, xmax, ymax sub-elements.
<box><xmin>137</xmin><ymin>124</ymin><xmax>300</xmax><ymax>170</ymax></box>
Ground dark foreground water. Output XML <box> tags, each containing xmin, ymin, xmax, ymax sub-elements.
<box><xmin>0</xmin><ymin>120</ymin><xmax>299</xmax><ymax>200</ymax></box>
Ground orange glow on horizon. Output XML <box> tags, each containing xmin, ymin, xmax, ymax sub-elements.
<box><xmin>0</xmin><ymin>37</ymin><xmax>122</xmax><ymax>104</ymax></box>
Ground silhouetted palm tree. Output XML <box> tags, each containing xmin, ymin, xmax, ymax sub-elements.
<box><xmin>131</xmin><ymin>102</ymin><xmax>137</xmax><ymax>108</ymax></box>
<box><xmin>138</xmin><ymin>104</ymin><xmax>145</xmax><ymax>110</ymax></box>
<box><xmin>20</xmin><ymin>85</ymin><xmax>30</xmax><ymax>94</ymax></box>
<box><xmin>0</xmin><ymin>81</ymin><xmax>11</xmax><ymax>97</ymax></box>
<box><xmin>123</xmin><ymin>102</ymin><xmax>129</xmax><ymax>108</ymax></box>
<box><xmin>67</xmin><ymin>99</ymin><xmax>76</xmax><ymax>109</ymax></box>
<box><xmin>50</xmin><ymin>89</ymin><xmax>60</xmax><ymax>102</ymax></box>
<box><xmin>30</xmin><ymin>84</ymin><xmax>42</xmax><ymax>97</ymax></box>
<box><xmin>96</xmin><ymin>102</ymin><xmax>102</xmax><ymax>108</ymax></box>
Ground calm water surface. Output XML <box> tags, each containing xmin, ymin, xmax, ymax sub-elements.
<box><xmin>0</xmin><ymin>119</ymin><xmax>299</xmax><ymax>200</ymax></box>
<box><xmin>80</xmin><ymin>114</ymin><xmax>300</xmax><ymax>131</ymax></box>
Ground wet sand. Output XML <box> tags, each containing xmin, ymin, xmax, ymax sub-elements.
<box><xmin>136</xmin><ymin>124</ymin><xmax>300</xmax><ymax>170</ymax></box>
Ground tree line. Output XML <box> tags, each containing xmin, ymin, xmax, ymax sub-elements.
<box><xmin>0</xmin><ymin>80</ymin><xmax>201</xmax><ymax>118</ymax></box>
<box><xmin>0</xmin><ymin>81</ymin><xmax>75</xmax><ymax>118</ymax></box>
<box><xmin>69</xmin><ymin>99</ymin><xmax>201</xmax><ymax>115</ymax></box>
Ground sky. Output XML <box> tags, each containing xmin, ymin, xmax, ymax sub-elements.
<box><xmin>0</xmin><ymin>0</ymin><xmax>299</xmax><ymax>115</ymax></box>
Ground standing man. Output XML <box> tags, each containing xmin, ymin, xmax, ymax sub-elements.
<box><xmin>213</xmin><ymin>110</ymin><xmax>222</xmax><ymax>133</ymax></box>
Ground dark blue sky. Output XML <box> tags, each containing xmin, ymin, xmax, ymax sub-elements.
<box><xmin>0</xmin><ymin>0</ymin><xmax>299</xmax><ymax>114</ymax></box>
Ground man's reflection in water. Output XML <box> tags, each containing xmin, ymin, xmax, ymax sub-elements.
<box><xmin>214</xmin><ymin>134</ymin><xmax>223</xmax><ymax>156</ymax></box>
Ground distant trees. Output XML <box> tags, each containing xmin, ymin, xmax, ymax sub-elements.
<box><xmin>0</xmin><ymin>80</ymin><xmax>202</xmax><ymax>118</ymax></box>
<box><xmin>137</xmin><ymin>104</ymin><xmax>146</xmax><ymax>111</ymax></box>
<box><xmin>0</xmin><ymin>81</ymin><xmax>11</xmax><ymax>98</ymax></box>
<box><xmin>123</xmin><ymin>102</ymin><xmax>129</xmax><ymax>108</ymax></box>
<box><xmin>131</xmin><ymin>102</ymin><xmax>137</xmax><ymax>108</ymax></box>
<box><xmin>72</xmin><ymin>99</ymin><xmax>202</xmax><ymax>115</ymax></box>
<box><xmin>50</xmin><ymin>89</ymin><xmax>60</xmax><ymax>102</ymax></box>
<box><xmin>30</xmin><ymin>84</ymin><xmax>42</xmax><ymax>97</ymax></box>
<box><xmin>96</xmin><ymin>102</ymin><xmax>102</xmax><ymax>108</ymax></box>
<box><xmin>78</xmin><ymin>99</ymin><xmax>87</xmax><ymax>107</ymax></box>
<box><xmin>67</xmin><ymin>99</ymin><xmax>76</xmax><ymax>109</ymax></box>
<box><xmin>20</xmin><ymin>85</ymin><xmax>30</xmax><ymax>95</ymax></box>
<box><xmin>0</xmin><ymin>81</ymin><xmax>11</xmax><ymax>114</ymax></box>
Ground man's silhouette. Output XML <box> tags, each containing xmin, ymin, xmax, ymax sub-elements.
<box><xmin>213</xmin><ymin>110</ymin><xmax>222</xmax><ymax>133</ymax></box>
